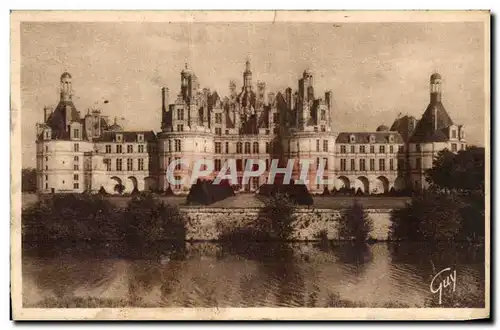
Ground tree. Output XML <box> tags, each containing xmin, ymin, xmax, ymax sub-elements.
<box><xmin>255</xmin><ymin>192</ymin><xmax>297</xmax><ymax>241</ymax></box>
<box><xmin>425</xmin><ymin>147</ymin><xmax>485</xmax><ymax>193</ymax></box>
<box><xmin>124</xmin><ymin>194</ymin><xmax>187</xmax><ymax>242</ymax></box>
<box><xmin>389</xmin><ymin>192</ymin><xmax>464</xmax><ymax>241</ymax></box>
<box><xmin>337</xmin><ymin>201</ymin><xmax>373</xmax><ymax>242</ymax></box>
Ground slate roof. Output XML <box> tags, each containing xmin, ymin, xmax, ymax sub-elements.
<box><xmin>408</xmin><ymin>101</ymin><xmax>454</xmax><ymax>143</ymax></box>
<box><xmin>336</xmin><ymin>131</ymin><xmax>404</xmax><ymax>144</ymax></box>
<box><xmin>45</xmin><ymin>100</ymin><xmax>81</xmax><ymax>139</ymax></box>
<box><xmin>94</xmin><ymin>131</ymin><xmax>157</xmax><ymax>143</ymax></box>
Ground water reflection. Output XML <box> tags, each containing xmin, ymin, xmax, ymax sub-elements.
<box><xmin>22</xmin><ymin>242</ymin><xmax>485</xmax><ymax>308</ymax></box>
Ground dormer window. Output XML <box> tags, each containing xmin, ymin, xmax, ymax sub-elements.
<box><xmin>73</xmin><ymin>128</ymin><xmax>80</xmax><ymax>139</ymax></box>
<box><xmin>451</xmin><ymin>129</ymin><xmax>457</xmax><ymax>139</ymax></box>
<box><xmin>116</xmin><ymin>133</ymin><xmax>123</xmax><ymax>143</ymax></box>
<box><xmin>44</xmin><ymin>130</ymin><xmax>51</xmax><ymax>140</ymax></box>
<box><xmin>369</xmin><ymin>135</ymin><xmax>375</xmax><ymax>143</ymax></box>
<box><xmin>389</xmin><ymin>135</ymin><xmax>394</xmax><ymax>143</ymax></box>
<box><xmin>349</xmin><ymin>134</ymin><xmax>356</xmax><ymax>143</ymax></box>
<box><xmin>137</xmin><ymin>133</ymin><xmax>144</xmax><ymax>142</ymax></box>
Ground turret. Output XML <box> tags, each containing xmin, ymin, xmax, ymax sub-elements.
<box><xmin>161</xmin><ymin>87</ymin><xmax>169</xmax><ymax>112</ymax></box>
<box><xmin>430</xmin><ymin>72</ymin><xmax>442</xmax><ymax>104</ymax></box>
<box><xmin>243</xmin><ymin>58</ymin><xmax>252</xmax><ymax>88</ymax></box>
<box><xmin>60</xmin><ymin>72</ymin><xmax>73</xmax><ymax>102</ymax></box>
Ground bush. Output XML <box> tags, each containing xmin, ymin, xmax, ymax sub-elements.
<box><xmin>123</xmin><ymin>194</ymin><xmax>187</xmax><ymax>242</ymax></box>
<box><xmin>321</xmin><ymin>187</ymin><xmax>330</xmax><ymax>196</ymax></box>
<box><xmin>337</xmin><ymin>201</ymin><xmax>373</xmax><ymax>242</ymax></box>
<box><xmin>258</xmin><ymin>183</ymin><xmax>313</xmax><ymax>206</ymax></box>
<box><xmin>98</xmin><ymin>186</ymin><xmax>108</xmax><ymax>195</ymax></box>
<box><xmin>330</xmin><ymin>187</ymin><xmax>338</xmax><ymax>196</ymax></box>
<box><xmin>22</xmin><ymin>194</ymin><xmax>121</xmax><ymax>241</ymax></box>
<box><xmin>186</xmin><ymin>179</ymin><xmax>234</xmax><ymax>205</ymax></box>
<box><xmin>22</xmin><ymin>193</ymin><xmax>188</xmax><ymax>242</ymax></box>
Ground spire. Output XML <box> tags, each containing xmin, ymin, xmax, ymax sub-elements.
<box><xmin>245</xmin><ymin>57</ymin><xmax>251</xmax><ymax>73</ymax></box>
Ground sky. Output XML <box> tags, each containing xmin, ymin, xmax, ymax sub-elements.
<box><xmin>20</xmin><ymin>21</ymin><xmax>486</xmax><ymax>168</ymax></box>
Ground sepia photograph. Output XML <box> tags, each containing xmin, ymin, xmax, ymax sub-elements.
<box><xmin>10</xmin><ymin>10</ymin><xmax>490</xmax><ymax>320</ymax></box>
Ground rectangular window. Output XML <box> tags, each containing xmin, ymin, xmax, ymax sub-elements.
<box><xmin>359</xmin><ymin>145</ymin><xmax>365</xmax><ymax>153</ymax></box>
<box><xmin>215</xmin><ymin>142</ymin><xmax>222</xmax><ymax>153</ymax></box>
<box><xmin>340</xmin><ymin>145</ymin><xmax>346</xmax><ymax>153</ymax></box>
<box><xmin>215</xmin><ymin>127</ymin><xmax>222</xmax><ymax>135</ymax></box>
<box><xmin>390</xmin><ymin>145</ymin><xmax>394</xmax><ymax>153</ymax></box>
<box><xmin>175</xmin><ymin>157</ymin><xmax>181</xmax><ymax>170</ymax></box>
<box><xmin>369</xmin><ymin>159</ymin><xmax>375</xmax><ymax>171</ymax></box>
<box><xmin>415</xmin><ymin>144</ymin><xmax>421</xmax><ymax>152</ymax></box>
<box><xmin>127</xmin><ymin>158</ymin><xmax>133</xmax><ymax>171</ymax></box>
<box><xmin>389</xmin><ymin>159</ymin><xmax>394</xmax><ymax>171</ymax></box>
<box><xmin>320</xmin><ymin>110</ymin><xmax>326</xmax><ymax>121</ymax></box>
<box><xmin>316</xmin><ymin>140</ymin><xmax>320</xmax><ymax>152</ymax></box>
<box><xmin>116</xmin><ymin>159</ymin><xmax>123</xmax><ymax>171</ymax></box>
<box><xmin>370</xmin><ymin>146</ymin><xmax>375</xmax><ymax>153</ymax></box>
<box><xmin>73</xmin><ymin>164</ymin><xmax>79</xmax><ymax>171</ymax></box>
<box><xmin>138</xmin><ymin>145</ymin><xmax>144</xmax><ymax>153</ymax></box>
<box><xmin>314</xmin><ymin>126</ymin><xmax>318</xmax><ymax>133</ymax></box>
<box><xmin>74</xmin><ymin>156</ymin><xmax>79</xmax><ymax>161</ymax></box>
<box><xmin>177</xmin><ymin>124</ymin><xmax>184</xmax><ymax>132</ymax></box>
<box><xmin>265</xmin><ymin>142</ymin><xmax>270</xmax><ymax>153</ymax></box>
<box><xmin>323</xmin><ymin>140</ymin><xmax>328</xmax><ymax>152</ymax></box>
<box><xmin>452</xmin><ymin>130</ymin><xmax>457</xmax><ymax>139</ymax></box>
<box><xmin>351</xmin><ymin>145</ymin><xmax>356</xmax><ymax>153</ymax></box>
<box><xmin>398</xmin><ymin>145</ymin><xmax>404</xmax><ymax>152</ymax></box>
<box><xmin>73</xmin><ymin>183</ymin><xmax>79</xmax><ymax>189</ymax></box>
<box><xmin>321</xmin><ymin>125</ymin><xmax>326</xmax><ymax>132</ymax></box>
<box><xmin>168</xmin><ymin>140</ymin><xmax>172</xmax><ymax>152</ymax></box>
<box><xmin>316</xmin><ymin>157</ymin><xmax>320</xmax><ymax>169</ymax></box>
<box><xmin>253</xmin><ymin>142</ymin><xmax>259</xmax><ymax>154</ymax></box>
<box><xmin>451</xmin><ymin>143</ymin><xmax>458</xmax><ymax>152</ymax></box>
<box><xmin>340</xmin><ymin>159</ymin><xmax>346</xmax><ymax>171</ymax></box>
<box><xmin>177</xmin><ymin>109</ymin><xmax>184</xmax><ymax>120</ymax></box>
<box><xmin>360</xmin><ymin>159</ymin><xmax>366</xmax><ymax>171</ymax></box>
<box><xmin>104</xmin><ymin>159</ymin><xmax>111</xmax><ymax>171</ymax></box>
<box><xmin>379</xmin><ymin>145</ymin><xmax>385</xmax><ymax>153</ymax></box>
<box><xmin>225</xmin><ymin>142</ymin><xmax>229</xmax><ymax>153</ymax></box>
<box><xmin>116</xmin><ymin>145</ymin><xmax>122</xmax><ymax>153</ymax></box>
<box><xmin>174</xmin><ymin>176</ymin><xmax>182</xmax><ymax>190</ymax></box>
<box><xmin>73</xmin><ymin>174</ymin><xmax>79</xmax><ymax>181</ymax></box>
<box><xmin>175</xmin><ymin>140</ymin><xmax>181</xmax><ymax>152</ymax></box>
<box><xmin>350</xmin><ymin>159</ymin><xmax>355</xmax><ymax>171</ymax></box>
<box><xmin>215</xmin><ymin>159</ymin><xmax>222</xmax><ymax>171</ymax></box>
<box><xmin>74</xmin><ymin>143</ymin><xmax>79</xmax><ymax>152</ymax></box>
<box><xmin>127</xmin><ymin>145</ymin><xmax>133</xmax><ymax>153</ymax></box>
<box><xmin>73</xmin><ymin>129</ymin><xmax>79</xmax><ymax>139</ymax></box>
<box><xmin>379</xmin><ymin>159</ymin><xmax>385</xmax><ymax>171</ymax></box>
<box><xmin>215</xmin><ymin>113</ymin><xmax>222</xmax><ymax>124</ymax></box>
<box><xmin>138</xmin><ymin>159</ymin><xmax>144</xmax><ymax>171</ymax></box>
<box><xmin>324</xmin><ymin>158</ymin><xmax>328</xmax><ymax>170</ymax></box>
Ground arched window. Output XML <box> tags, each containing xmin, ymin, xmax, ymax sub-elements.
<box><xmin>245</xmin><ymin>142</ymin><xmax>251</xmax><ymax>154</ymax></box>
<box><xmin>236</xmin><ymin>142</ymin><xmax>243</xmax><ymax>154</ymax></box>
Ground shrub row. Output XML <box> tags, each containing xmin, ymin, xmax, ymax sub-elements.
<box><xmin>258</xmin><ymin>183</ymin><xmax>313</xmax><ymax>205</ymax></box>
<box><xmin>22</xmin><ymin>193</ymin><xmax>188</xmax><ymax>242</ymax></box>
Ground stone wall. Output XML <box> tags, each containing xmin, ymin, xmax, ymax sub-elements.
<box><xmin>182</xmin><ymin>207</ymin><xmax>393</xmax><ymax>241</ymax></box>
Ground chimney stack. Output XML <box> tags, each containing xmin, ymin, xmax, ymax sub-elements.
<box><xmin>325</xmin><ymin>91</ymin><xmax>332</xmax><ymax>109</ymax></box>
<box><xmin>161</xmin><ymin>87</ymin><xmax>169</xmax><ymax>112</ymax></box>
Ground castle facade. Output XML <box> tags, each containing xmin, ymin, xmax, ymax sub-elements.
<box><xmin>35</xmin><ymin>61</ymin><xmax>466</xmax><ymax>194</ymax></box>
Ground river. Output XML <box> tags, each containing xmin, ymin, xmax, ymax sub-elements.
<box><xmin>22</xmin><ymin>241</ymin><xmax>485</xmax><ymax>308</ymax></box>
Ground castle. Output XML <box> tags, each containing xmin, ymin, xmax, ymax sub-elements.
<box><xmin>35</xmin><ymin>61</ymin><xmax>466</xmax><ymax>194</ymax></box>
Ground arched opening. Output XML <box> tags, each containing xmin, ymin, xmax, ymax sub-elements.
<box><xmin>336</xmin><ymin>176</ymin><xmax>350</xmax><ymax>190</ymax></box>
<box><xmin>373</xmin><ymin>176</ymin><xmax>389</xmax><ymax>194</ymax></box>
<box><xmin>144</xmin><ymin>177</ymin><xmax>157</xmax><ymax>192</ymax></box>
<box><xmin>394</xmin><ymin>176</ymin><xmax>405</xmax><ymax>191</ymax></box>
<box><xmin>126</xmin><ymin>176</ymin><xmax>138</xmax><ymax>194</ymax></box>
<box><xmin>354</xmin><ymin>176</ymin><xmax>369</xmax><ymax>194</ymax></box>
<box><xmin>109</xmin><ymin>176</ymin><xmax>123</xmax><ymax>195</ymax></box>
